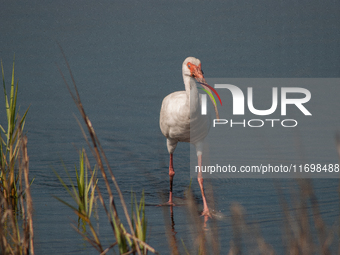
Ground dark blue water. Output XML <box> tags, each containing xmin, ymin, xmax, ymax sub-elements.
<box><xmin>1</xmin><ymin>1</ymin><xmax>340</xmax><ymax>254</ymax></box>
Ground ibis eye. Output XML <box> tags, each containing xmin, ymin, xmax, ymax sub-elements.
<box><xmin>188</xmin><ymin>64</ymin><xmax>191</xmax><ymax>68</ymax></box>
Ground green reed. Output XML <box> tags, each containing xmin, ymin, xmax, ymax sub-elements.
<box><xmin>131</xmin><ymin>190</ymin><xmax>147</xmax><ymax>252</ymax></box>
<box><xmin>0</xmin><ymin>58</ymin><xmax>29</xmax><ymax>208</ymax></box>
<box><xmin>54</xmin><ymin>148</ymin><xmax>97</xmax><ymax>221</ymax></box>
<box><xmin>54</xmin><ymin>148</ymin><xmax>101</xmax><ymax>247</ymax></box>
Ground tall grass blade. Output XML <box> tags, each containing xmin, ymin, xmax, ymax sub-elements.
<box><xmin>57</xmin><ymin>45</ymin><xmax>158</xmax><ymax>254</ymax></box>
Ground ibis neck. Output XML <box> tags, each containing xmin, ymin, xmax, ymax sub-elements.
<box><xmin>183</xmin><ymin>74</ymin><xmax>199</xmax><ymax>113</ymax></box>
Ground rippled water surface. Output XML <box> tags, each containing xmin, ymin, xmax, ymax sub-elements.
<box><xmin>1</xmin><ymin>1</ymin><xmax>340</xmax><ymax>254</ymax></box>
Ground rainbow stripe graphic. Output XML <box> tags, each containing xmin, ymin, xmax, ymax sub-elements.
<box><xmin>198</xmin><ymin>82</ymin><xmax>223</xmax><ymax>108</ymax></box>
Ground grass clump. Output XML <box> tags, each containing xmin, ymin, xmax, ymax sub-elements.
<box><xmin>54</xmin><ymin>148</ymin><xmax>98</xmax><ymax>231</ymax></box>
<box><xmin>0</xmin><ymin>59</ymin><xmax>34</xmax><ymax>254</ymax></box>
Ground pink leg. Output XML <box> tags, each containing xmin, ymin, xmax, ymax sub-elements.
<box><xmin>197</xmin><ymin>154</ymin><xmax>211</xmax><ymax>217</ymax></box>
<box><xmin>167</xmin><ymin>153</ymin><xmax>175</xmax><ymax>205</ymax></box>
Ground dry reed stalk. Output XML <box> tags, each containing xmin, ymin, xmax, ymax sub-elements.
<box><xmin>168</xmin><ymin>181</ymin><xmax>221</xmax><ymax>255</ymax></box>
<box><xmin>204</xmin><ymin>182</ymin><xmax>220</xmax><ymax>255</ymax></box>
<box><xmin>185</xmin><ymin>189</ymin><xmax>208</xmax><ymax>255</ymax></box>
<box><xmin>57</xmin><ymin>45</ymin><xmax>158</xmax><ymax>254</ymax></box>
<box><xmin>0</xmin><ymin>132</ymin><xmax>34</xmax><ymax>254</ymax></box>
<box><xmin>229</xmin><ymin>202</ymin><xmax>275</xmax><ymax>255</ymax></box>
<box><xmin>301</xmin><ymin>180</ymin><xmax>330</xmax><ymax>255</ymax></box>
<box><xmin>58</xmin><ymin>56</ymin><xmax>139</xmax><ymax>253</ymax></box>
<box><xmin>161</xmin><ymin>198</ymin><xmax>179</xmax><ymax>255</ymax></box>
<box><xmin>21</xmin><ymin>135</ymin><xmax>34</xmax><ymax>255</ymax></box>
<box><xmin>277</xmin><ymin>179</ymin><xmax>335</xmax><ymax>255</ymax></box>
<box><xmin>230</xmin><ymin>203</ymin><xmax>243</xmax><ymax>255</ymax></box>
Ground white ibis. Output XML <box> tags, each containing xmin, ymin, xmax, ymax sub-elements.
<box><xmin>159</xmin><ymin>57</ymin><xmax>220</xmax><ymax>217</ymax></box>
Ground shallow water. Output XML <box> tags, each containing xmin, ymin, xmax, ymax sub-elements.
<box><xmin>1</xmin><ymin>1</ymin><xmax>340</xmax><ymax>254</ymax></box>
